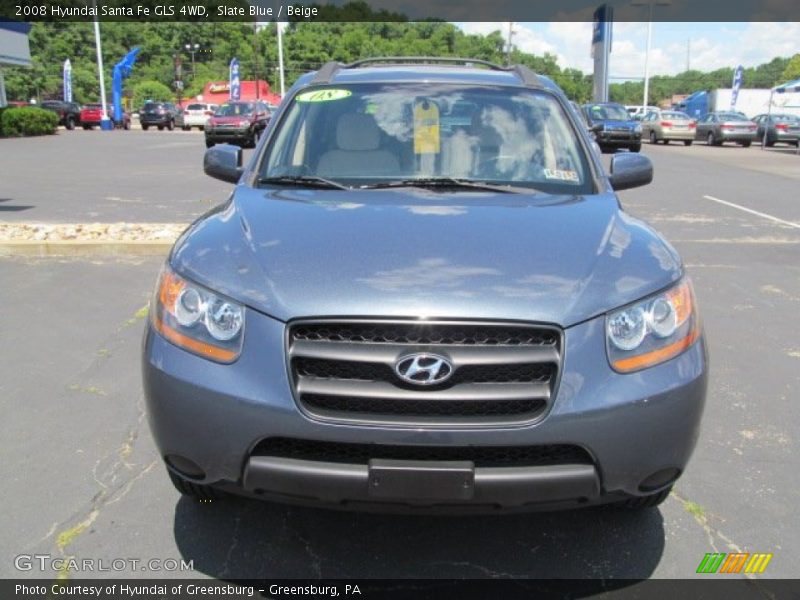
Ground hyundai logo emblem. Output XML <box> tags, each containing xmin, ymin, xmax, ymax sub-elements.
<box><xmin>394</xmin><ymin>353</ymin><xmax>454</xmax><ymax>386</ymax></box>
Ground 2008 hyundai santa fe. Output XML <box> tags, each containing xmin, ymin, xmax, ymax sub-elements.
<box><xmin>142</xmin><ymin>58</ymin><xmax>708</xmax><ymax>512</ymax></box>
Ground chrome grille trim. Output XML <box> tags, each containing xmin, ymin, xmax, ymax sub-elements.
<box><xmin>286</xmin><ymin>319</ymin><xmax>563</xmax><ymax>427</ymax></box>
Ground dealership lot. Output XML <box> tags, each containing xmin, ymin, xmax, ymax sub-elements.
<box><xmin>0</xmin><ymin>131</ymin><xmax>798</xmax><ymax>580</ymax></box>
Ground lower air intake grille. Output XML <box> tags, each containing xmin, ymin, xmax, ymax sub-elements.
<box><xmin>253</xmin><ymin>438</ymin><xmax>592</xmax><ymax>468</ymax></box>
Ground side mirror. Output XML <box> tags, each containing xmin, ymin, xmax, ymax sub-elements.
<box><xmin>204</xmin><ymin>144</ymin><xmax>243</xmax><ymax>184</ymax></box>
<box><xmin>609</xmin><ymin>153</ymin><xmax>653</xmax><ymax>191</ymax></box>
<box><xmin>590</xmin><ymin>123</ymin><xmax>603</xmax><ymax>133</ymax></box>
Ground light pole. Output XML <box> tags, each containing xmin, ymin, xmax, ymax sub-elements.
<box><xmin>184</xmin><ymin>43</ymin><xmax>200</xmax><ymax>79</ymax></box>
<box><xmin>631</xmin><ymin>0</ymin><xmax>670</xmax><ymax>115</ymax></box>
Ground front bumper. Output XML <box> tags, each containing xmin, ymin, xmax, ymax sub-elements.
<box><xmin>205</xmin><ymin>127</ymin><xmax>250</xmax><ymax>142</ymax></box>
<box><xmin>596</xmin><ymin>131</ymin><xmax>642</xmax><ymax>146</ymax></box>
<box><xmin>140</xmin><ymin>116</ymin><xmax>171</xmax><ymax>126</ymax></box>
<box><xmin>142</xmin><ymin>309</ymin><xmax>708</xmax><ymax>511</ymax></box>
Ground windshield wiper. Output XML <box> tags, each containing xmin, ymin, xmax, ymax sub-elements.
<box><xmin>360</xmin><ymin>177</ymin><xmax>532</xmax><ymax>194</ymax></box>
<box><xmin>257</xmin><ymin>175</ymin><xmax>349</xmax><ymax>190</ymax></box>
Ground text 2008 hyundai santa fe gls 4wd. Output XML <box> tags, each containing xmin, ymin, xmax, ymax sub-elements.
<box><xmin>142</xmin><ymin>58</ymin><xmax>708</xmax><ymax>512</ymax></box>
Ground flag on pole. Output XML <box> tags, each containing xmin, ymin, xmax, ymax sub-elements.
<box><xmin>63</xmin><ymin>59</ymin><xmax>72</xmax><ymax>102</ymax></box>
<box><xmin>229</xmin><ymin>58</ymin><xmax>241</xmax><ymax>101</ymax></box>
<box><xmin>730</xmin><ymin>65</ymin><xmax>744</xmax><ymax>111</ymax></box>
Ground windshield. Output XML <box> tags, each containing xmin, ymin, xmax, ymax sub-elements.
<box><xmin>215</xmin><ymin>103</ymin><xmax>254</xmax><ymax>116</ymax></box>
<box><xmin>586</xmin><ymin>104</ymin><xmax>630</xmax><ymax>121</ymax></box>
<box><xmin>187</xmin><ymin>103</ymin><xmax>206</xmax><ymax>110</ymax></box>
<box><xmin>663</xmin><ymin>111</ymin><xmax>689</xmax><ymax>120</ymax></box>
<box><xmin>261</xmin><ymin>83</ymin><xmax>591</xmax><ymax>194</ymax></box>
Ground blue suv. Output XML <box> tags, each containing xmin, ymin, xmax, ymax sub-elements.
<box><xmin>142</xmin><ymin>58</ymin><xmax>707</xmax><ymax>513</ymax></box>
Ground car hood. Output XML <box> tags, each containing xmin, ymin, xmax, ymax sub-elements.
<box><xmin>596</xmin><ymin>119</ymin><xmax>636</xmax><ymax>128</ymax></box>
<box><xmin>171</xmin><ymin>187</ymin><xmax>682</xmax><ymax>327</ymax></box>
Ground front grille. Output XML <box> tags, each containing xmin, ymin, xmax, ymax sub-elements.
<box><xmin>253</xmin><ymin>438</ymin><xmax>592</xmax><ymax>468</ymax></box>
<box><xmin>287</xmin><ymin>320</ymin><xmax>562</xmax><ymax>425</ymax></box>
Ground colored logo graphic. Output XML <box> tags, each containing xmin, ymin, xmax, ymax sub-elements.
<box><xmin>696</xmin><ymin>553</ymin><xmax>773</xmax><ymax>574</ymax></box>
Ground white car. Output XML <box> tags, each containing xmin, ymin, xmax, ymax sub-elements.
<box><xmin>177</xmin><ymin>103</ymin><xmax>218</xmax><ymax>131</ymax></box>
<box><xmin>626</xmin><ymin>105</ymin><xmax>660</xmax><ymax>120</ymax></box>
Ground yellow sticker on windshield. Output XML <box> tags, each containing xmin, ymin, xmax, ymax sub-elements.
<box><xmin>413</xmin><ymin>100</ymin><xmax>440</xmax><ymax>154</ymax></box>
<box><xmin>296</xmin><ymin>89</ymin><xmax>352</xmax><ymax>103</ymax></box>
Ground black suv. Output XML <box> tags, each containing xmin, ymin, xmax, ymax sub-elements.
<box><xmin>40</xmin><ymin>100</ymin><xmax>82</xmax><ymax>130</ymax></box>
<box><xmin>140</xmin><ymin>102</ymin><xmax>179</xmax><ymax>131</ymax></box>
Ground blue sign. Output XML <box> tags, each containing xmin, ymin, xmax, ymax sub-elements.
<box><xmin>63</xmin><ymin>59</ymin><xmax>72</xmax><ymax>103</ymax></box>
<box><xmin>731</xmin><ymin>64</ymin><xmax>744</xmax><ymax>110</ymax></box>
<box><xmin>229</xmin><ymin>58</ymin><xmax>241</xmax><ymax>101</ymax></box>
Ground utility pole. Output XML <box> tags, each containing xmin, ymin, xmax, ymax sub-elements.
<box><xmin>686</xmin><ymin>38</ymin><xmax>691</xmax><ymax>72</ymax></box>
<box><xmin>92</xmin><ymin>0</ymin><xmax>111</xmax><ymax>130</ymax></box>
<box><xmin>277</xmin><ymin>21</ymin><xmax>285</xmax><ymax>97</ymax></box>
<box><xmin>253</xmin><ymin>20</ymin><xmax>260</xmax><ymax>100</ymax></box>
<box><xmin>506</xmin><ymin>22</ymin><xmax>515</xmax><ymax>66</ymax></box>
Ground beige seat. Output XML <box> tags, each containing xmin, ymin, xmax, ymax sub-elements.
<box><xmin>317</xmin><ymin>113</ymin><xmax>400</xmax><ymax>177</ymax></box>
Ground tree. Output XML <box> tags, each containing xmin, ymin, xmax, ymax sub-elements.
<box><xmin>780</xmin><ymin>54</ymin><xmax>800</xmax><ymax>83</ymax></box>
<box><xmin>132</xmin><ymin>80</ymin><xmax>173</xmax><ymax>107</ymax></box>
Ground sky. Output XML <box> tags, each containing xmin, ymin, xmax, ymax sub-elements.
<box><xmin>458</xmin><ymin>22</ymin><xmax>800</xmax><ymax>80</ymax></box>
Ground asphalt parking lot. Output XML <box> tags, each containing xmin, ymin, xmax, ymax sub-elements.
<box><xmin>1</xmin><ymin>129</ymin><xmax>798</xmax><ymax>581</ymax></box>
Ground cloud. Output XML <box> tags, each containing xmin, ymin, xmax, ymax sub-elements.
<box><xmin>457</xmin><ymin>22</ymin><xmax>800</xmax><ymax>79</ymax></box>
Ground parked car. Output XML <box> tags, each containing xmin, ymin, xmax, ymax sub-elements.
<box><xmin>752</xmin><ymin>113</ymin><xmax>800</xmax><ymax>147</ymax></box>
<box><xmin>176</xmin><ymin>103</ymin><xmax>218</xmax><ymax>131</ymax></box>
<box><xmin>640</xmin><ymin>109</ymin><xmax>696</xmax><ymax>145</ymax></box>
<box><xmin>582</xmin><ymin>102</ymin><xmax>642</xmax><ymax>152</ymax></box>
<box><xmin>204</xmin><ymin>101</ymin><xmax>271</xmax><ymax>148</ymax></box>
<box><xmin>5</xmin><ymin>100</ymin><xmax>30</xmax><ymax>107</ymax></box>
<box><xmin>40</xmin><ymin>100</ymin><xmax>82</xmax><ymax>130</ymax></box>
<box><xmin>79</xmin><ymin>104</ymin><xmax>130</xmax><ymax>129</ymax></box>
<box><xmin>139</xmin><ymin>101</ymin><xmax>179</xmax><ymax>131</ymax></box>
<box><xmin>695</xmin><ymin>112</ymin><xmax>757</xmax><ymax>147</ymax></box>
<box><xmin>143</xmin><ymin>58</ymin><xmax>707</xmax><ymax>513</ymax></box>
<box><xmin>626</xmin><ymin>105</ymin><xmax>659</xmax><ymax>120</ymax></box>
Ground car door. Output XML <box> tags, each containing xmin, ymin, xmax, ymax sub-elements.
<box><xmin>696</xmin><ymin>114</ymin><xmax>711</xmax><ymax>139</ymax></box>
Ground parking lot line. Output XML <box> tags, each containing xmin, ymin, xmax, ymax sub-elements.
<box><xmin>702</xmin><ymin>195</ymin><xmax>800</xmax><ymax>230</ymax></box>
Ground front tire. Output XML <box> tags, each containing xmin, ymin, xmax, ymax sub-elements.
<box><xmin>166</xmin><ymin>120</ymin><xmax>174</xmax><ymax>131</ymax></box>
<box><xmin>65</xmin><ymin>117</ymin><xmax>76</xmax><ymax>131</ymax></box>
<box><xmin>629</xmin><ymin>142</ymin><xmax>641</xmax><ymax>153</ymax></box>
<box><xmin>205</xmin><ymin>139</ymin><xmax>215</xmax><ymax>148</ymax></box>
<box><xmin>684</xmin><ymin>140</ymin><xmax>693</xmax><ymax>146</ymax></box>
<box><xmin>620</xmin><ymin>486</ymin><xmax>672</xmax><ymax>509</ymax></box>
<box><xmin>707</xmin><ymin>131</ymin><xmax>720</xmax><ymax>146</ymax></box>
<box><xmin>740</xmin><ymin>140</ymin><xmax>752</xmax><ymax>148</ymax></box>
<box><xmin>167</xmin><ymin>469</ymin><xmax>222</xmax><ymax>501</ymax></box>
<box><xmin>142</xmin><ymin>124</ymin><xmax>149</xmax><ymax>131</ymax></box>
<box><xmin>649</xmin><ymin>131</ymin><xmax>657</xmax><ymax>144</ymax></box>
<box><xmin>182</xmin><ymin>126</ymin><xmax>190</xmax><ymax>131</ymax></box>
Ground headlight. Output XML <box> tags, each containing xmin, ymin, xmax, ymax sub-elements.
<box><xmin>151</xmin><ymin>265</ymin><xmax>244</xmax><ymax>363</ymax></box>
<box><xmin>606</xmin><ymin>279</ymin><xmax>699</xmax><ymax>373</ymax></box>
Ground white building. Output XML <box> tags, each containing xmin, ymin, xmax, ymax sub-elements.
<box><xmin>0</xmin><ymin>22</ymin><xmax>32</xmax><ymax>106</ymax></box>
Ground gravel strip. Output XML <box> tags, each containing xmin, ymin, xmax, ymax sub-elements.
<box><xmin>0</xmin><ymin>222</ymin><xmax>188</xmax><ymax>243</ymax></box>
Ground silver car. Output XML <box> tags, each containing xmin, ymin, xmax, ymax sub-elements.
<box><xmin>696</xmin><ymin>111</ymin><xmax>757</xmax><ymax>147</ymax></box>
<box><xmin>641</xmin><ymin>109</ymin><xmax>696</xmax><ymax>145</ymax></box>
<box><xmin>752</xmin><ymin>113</ymin><xmax>800</xmax><ymax>147</ymax></box>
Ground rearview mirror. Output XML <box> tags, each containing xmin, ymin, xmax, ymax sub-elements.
<box><xmin>203</xmin><ymin>144</ymin><xmax>243</xmax><ymax>184</ymax></box>
<box><xmin>609</xmin><ymin>153</ymin><xmax>653</xmax><ymax>191</ymax></box>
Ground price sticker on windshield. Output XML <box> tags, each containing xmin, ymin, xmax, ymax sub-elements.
<box><xmin>296</xmin><ymin>89</ymin><xmax>352</xmax><ymax>103</ymax></box>
<box><xmin>414</xmin><ymin>100</ymin><xmax>441</xmax><ymax>154</ymax></box>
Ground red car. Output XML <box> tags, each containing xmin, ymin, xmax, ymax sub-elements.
<box><xmin>79</xmin><ymin>104</ymin><xmax>131</xmax><ymax>130</ymax></box>
<box><xmin>204</xmin><ymin>101</ymin><xmax>272</xmax><ymax>148</ymax></box>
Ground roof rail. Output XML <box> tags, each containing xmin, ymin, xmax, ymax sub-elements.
<box><xmin>309</xmin><ymin>57</ymin><xmax>542</xmax><ymax>88</ymax></box>
<box><xmin>345</xmin><ymin>57</ymin><xmax>506</xmax><ymax>70</ymax></box>
<box><xmin>310</xmin><ymin>61</ymin><xmax>343</xmax><ymax>85</ymax></box>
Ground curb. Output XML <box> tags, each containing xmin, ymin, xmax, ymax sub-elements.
<box><xmin>0</xmin><ymin>240</ymin><xmax>174</xmax><ymax>257</ymax></box>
